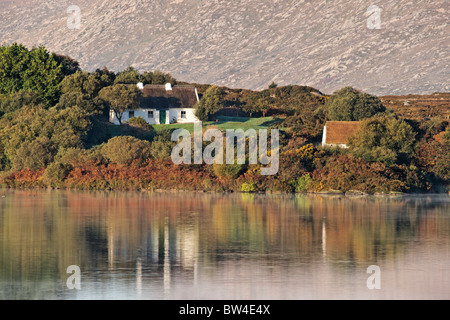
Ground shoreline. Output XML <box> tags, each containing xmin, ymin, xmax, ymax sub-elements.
<box><xmin>1</xmin><ymin>186</ymin><xmax>448</xmax><ymax>197</ymax></box>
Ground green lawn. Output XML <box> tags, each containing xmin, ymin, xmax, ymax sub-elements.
<box><xmin>151</xmin><ymin>116</ymin><xmax>284</xmax><ymax>133</ymax></box>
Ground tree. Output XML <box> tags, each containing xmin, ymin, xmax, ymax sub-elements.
<box><xmin>0</xmin><ymin>90</ymin><xmax>42</xmax><ymax>115</ymax></box>
<box><xmin>0</xmin><ymin>44</ymin><xmax>66</xmax><ymax>106</ymax></box>
<box><xmin>114</xmin><ymin>67</ymin><xmax>142</xmax><ymax>84</ymax></box>
<box><xmin>52</xmin><ymin>53</ymin><xmax>80</xmax><ymax>76</ymax></box>
<box><xmin>98</xmin><ymin>84</ymin><xmax>142</xmax><ymax>124</ymax></box>
<box><xmin>60</xmin><ymin>71</ymin><xmax>108</xmax><ymax>98</ymax></box>
<box><xmin>268</xmin><ymin>82</ymin><xmax>278</xmax><ymax>89</ymax></box>
<box><xmin>326</xmin><ymin>87</ymin><xmax>385</xmax><ymax>121</ymax></box>
<box><xmin>114</xmin><ymin>67</ymin><xmax>177</xmax><ymax>85</ymax></box>
<box><xmin>348</xmin><ymin>115</ymin><xmax>417</xmax><ymax>165</ymax></box>
<box><xmin>195</xmin><ymin>86</ymin><xmax>224</xmax><ymax>121</ymax></box>
<box><xmin>56</xmin><ymin>92</ymin><xmax>97</xmax><ymax>114</ymax></box>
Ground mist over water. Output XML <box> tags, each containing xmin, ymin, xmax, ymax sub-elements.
<box><xmin>0</xmin><ymin>190</ymin><xmax>449</xmax><ymax>299</ymax></box>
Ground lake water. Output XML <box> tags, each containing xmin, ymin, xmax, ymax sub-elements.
<box><xmin>0</xmin><ymin>190</ymin><xmax>449</xmax><ymax>300</ymax></box>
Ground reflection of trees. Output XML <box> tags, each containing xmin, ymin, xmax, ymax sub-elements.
<box><xmin>0</xmin><ymin>190</ymin><xmax>448</xmax><ymax>299</ymax></box>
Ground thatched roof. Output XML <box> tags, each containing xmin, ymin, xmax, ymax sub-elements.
<box><xmin>324</xmin><ymin>121</ymin><xmax>361</xmax><ymax>145</ymax></box>
<box><xmin>140</xmin><ymin>85</ymin><xmax>198</xmax><ymax>109</ymax></box>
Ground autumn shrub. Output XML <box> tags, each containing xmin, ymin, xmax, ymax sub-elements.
<box><xmin>101</xmin><ymin>136</ymin><xmax>151</xmax><ymax>165</ymax></box>
<box><xmin>442</xmin><ymin>126</ymin><xmax>450</xmax><ymax>144</ymax></box>
<box><xmin>416</xmin><ymin>140</ymin><xmax>450</xmax><ymax>182</ymax></box>
<box><xmin>279</xmin><ymin>144</ymin><xmax>325</xmax><ymax>180</ymax></box>
<box><xmin>1</xmin><ymin>169</ymin><xmax>45</xmax><ymax>188</ymax></box>
<box><xmin>312</xmin><ymin>155</ymin><xmax>409</xmax><ymax>193</ymax></box>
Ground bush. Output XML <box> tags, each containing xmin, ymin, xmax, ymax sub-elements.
<box><xmin>213</xmin><ymin>163</ymin><xmax>245</xmax><ymax>180</ymax></box>
<box><xmin>442</xmin><ymin>126</ymin><xmax>450</xmax><ymax>145</ymax></box>
<box><xmin>127</xmin><ymin>116</ymin><xmax>151</xmax><ymax>129</ymax></box>
<box><xmin>348</xmin><ymin>114</ymin><xmax>416</xmax><ymax>165</ymax></box>
<box><xmin>149</xmin><ymin>138</ymin><xmax>173</xmax><ymax>160</ymax></box>
<box><xmin>12</xmin><ymin>137</ymin><xmax>55</xmax><ymax>170</ymax></box>
<box><xmin>311</xmin><ymin>155</ymin><xmax>421</xmax><ymax>193</ymax></box>
<box><xmin>241</xmin><ymin>181</ymin><xmax>257</xmax><ymax>192</ymax></box>
<box><xmin>292</xmin><ymin>174</ymin><xmax>312</xmax><ymax>192</ymax></box>
<box><xmin>43</xmin><ymin>162</ymin><xmax>71</xmax><ymax>185</ymax></box>
<box><xmin>101</xmin><ymin>136</ymin><xmax>151</xmax><ymax>165</ymax></box>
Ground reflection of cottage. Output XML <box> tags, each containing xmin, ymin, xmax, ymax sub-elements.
<box><xmin>109</xmin><ymin>83</ymin><xmax>200</xmax><ymax>125</ymax></box>
<box><xmin>321</xmin><ymin>121</ymin><xmax>361</xmax><ymax>148</ymax></box>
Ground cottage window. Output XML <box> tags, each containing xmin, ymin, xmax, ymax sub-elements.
<box><xmin>128</xmin><ymin>111</ymin><xmax>135</xmax><ymax>118</ymax></box>
<box><xmin>148</xmin><ymin>110</ymin><xmax>154</xmax><ymax>118</ymax></box>
<box><xmin>181</xmin><ymin>111</ymin><xmax>186</xmax><ymax>119</ymax></box>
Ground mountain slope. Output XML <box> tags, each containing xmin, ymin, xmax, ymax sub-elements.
<box><xmin>1</xmin><ymin>0</ymin><xmax>448</xmax><ymax>95</ymax></box>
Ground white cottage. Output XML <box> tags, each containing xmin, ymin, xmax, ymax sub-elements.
<box><xmin>109</xmin><ymin>83</ymin><xmax>200</xmax><ymax>125</ymax></box>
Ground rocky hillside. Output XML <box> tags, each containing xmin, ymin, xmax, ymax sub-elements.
<box><xmin>1</xmin><ymin>0</ymin><xmax>448</xmax><ymax>95</ymax></box>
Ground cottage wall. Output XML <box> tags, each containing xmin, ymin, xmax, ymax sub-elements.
<box><xmin>110</xmin><ymin>108</ymin><xmax>198</xmax><ymax>125</ymax></box>
<box><xmin>168</xmin><ymin>108</ymin><xmax>198</xmax><ymax>124</ymax></box>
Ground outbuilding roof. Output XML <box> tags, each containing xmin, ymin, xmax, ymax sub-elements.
<box><xmin>323</xmin><ymin>121</ymin><xmax>361</xmax><ymax>145</ymax></box>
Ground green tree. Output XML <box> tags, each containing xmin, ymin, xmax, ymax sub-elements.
<box><xmin>98</xmin><ymin>84</ymin><xmax>142</xmax><ymax>124</ymax></box>
<box><xmin>60</xmin><ymin>71</ymin><xmax>108</xmax><ymax>98</ymax></box>
<box><xmin>348</xmin><ymin>115</ymin><xmax>417</xmax><ymax>165</ymax></box>
<box><xmin>0</xmin><ymin>105</ymin><xmax>92</xmax><ymax>167</ymax></box>
<box><xmin>0</xmin><ymin>90</ymin><xmax>42</xmax><ymax>115</ymax></box>
<box><xmin>0</xmin><ymin>43</ymin><xmax>65</xmax><ymax>106</ymax></box>
<box><xmin>195</xmin><ymin>86</ymin><xmax>224</xmax><ymax>121</ymax></box>
<box><xmin>114</xmin><ymin>67</ymin><xmax>176</xmax><ymax>85</ymax></box>
<box><xmin>326</xmin><ymin>87</ymin><xmax>385</xmax><ymax>121</ymax></box>
<box><xmin>101</xmin><ymin>136</ymin><xmax>151</xmax><ymax>165</ymax></box>
<box><xmin>114</xmin><ymin>67</ymin><xmax>142</xmax><ymax>84</ymax></box>
<box><xmin>56</xmin><ymin>92</ymin><xmax>97</xmax><ymax>114</ymax></box>
<box><xmin>52</xmin><ymin>53</ymin><xmax>80</xmax><ymax>76</ymax></box>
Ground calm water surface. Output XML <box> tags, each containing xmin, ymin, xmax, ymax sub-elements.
<box><xmin>0</xmin><ymin>190</ymin><xmax>449</xmax><ymax>300</ymax></box>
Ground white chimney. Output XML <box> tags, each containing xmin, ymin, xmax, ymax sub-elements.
<box><xmin>137</xmin><ymin>82</ymin><xmax>144</xmax><ymax>90</ymax></box>
<box><xmin>165</xmin><ymin>83</ymin><xmax>172</xmax><ymax>91</ymax></box>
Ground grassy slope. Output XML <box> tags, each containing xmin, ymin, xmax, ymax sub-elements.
<box><xmin>151</xmin><ymin>116</ymin><xmax>284</xmax><ymax>133</ymax></box>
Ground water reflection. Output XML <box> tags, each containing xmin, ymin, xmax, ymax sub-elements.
<box><xmin>0</xmin><ymin>190</ymin><xmax>449</xmax><ymax>299</ymax></box>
